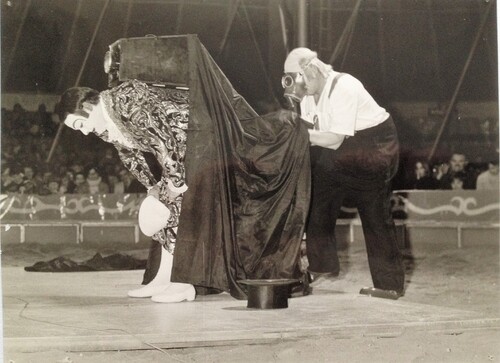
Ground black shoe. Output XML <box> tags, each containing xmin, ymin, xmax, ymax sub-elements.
<box><xmin>359</xmin><ymin>287</ymin><xmax>402</xmax><ymax>300</ymax></box>
<box><xmin>289</xmin><ymin>273</ymin><xmax>312</xmax><ymax>297</ymax></box>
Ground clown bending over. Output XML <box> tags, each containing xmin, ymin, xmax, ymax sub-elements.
<box><xmin>59</xmin><ymin>79</ymin><xmax>194</xmax><ymax>303</ymax></box>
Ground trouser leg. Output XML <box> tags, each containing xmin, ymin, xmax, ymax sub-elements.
<box><xmin>141</xmin><ymin>239</ymin><xmax>161</xmax><ymax>285</ymax></box>
<box><xmin>306</xmin><ymin>172</ymin><xmax>346</xmax><ymax>275</ymax></box>
<box><xmin>355</xmin><ymin>185</ymin><xmax>404</xmax><ymax>292</ymax></box>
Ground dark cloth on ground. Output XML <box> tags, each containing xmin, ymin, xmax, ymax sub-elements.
<box><xmin>24</xmin><ymin>253</ymin><xmax>146</xmax><ymax>272</ymax></box>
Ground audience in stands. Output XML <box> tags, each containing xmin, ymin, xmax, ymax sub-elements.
<box><xmin>1</xmin><ymin>104</ymin><xmax>498</xmax><ymax>195</ymax></box>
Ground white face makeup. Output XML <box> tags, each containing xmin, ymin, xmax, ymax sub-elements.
<box><xmin>64</xmin><ymin>113</ymin><xmax>93</xmax><ymax>135</ymax></box>
<box><xmin>64</xmin><ymin>103</ymin><xmax>107</xmax><ymax>136</ymax></box>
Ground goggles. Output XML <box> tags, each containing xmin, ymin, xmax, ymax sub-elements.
<box><xmin>282</xmin><ymin>72</ymin><xmax>306</xmax><ymax>104</ymax></box>
<box><xmin>281</xmin><ymin>72</ymin><xmax>305</xmax><ymax>89</ymax></box>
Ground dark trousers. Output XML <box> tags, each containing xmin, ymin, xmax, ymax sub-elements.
<box><xmin>306</xmin><ymin>163</ymin><xmax>405</xmax><ymax>293</ymax></box>
<box><xmin>142</xmin><ymin>239</ymin><xmax>161</xmax><ymax>285</ymax></box>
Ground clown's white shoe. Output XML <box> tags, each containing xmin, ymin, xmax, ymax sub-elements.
<box><xmin>128</xmin><ymin>246</ymin><xmax>172</xmax><ymax>298</ymax></box>
<box><xmin>151</xmin><ymin>283</ymin><xmax>196</xmax><ymax>303</ymax></box>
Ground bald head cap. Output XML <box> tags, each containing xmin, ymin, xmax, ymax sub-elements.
<box><xmin>284</xmin><ymin>47</ymin><xmax>318</xmax><ymax>73</ymax></box>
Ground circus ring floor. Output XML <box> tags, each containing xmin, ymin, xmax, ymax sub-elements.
<box><xmin>2</xmin><ymin>234</ymin><xmax>499</xmax><ymax>363</ymax></box>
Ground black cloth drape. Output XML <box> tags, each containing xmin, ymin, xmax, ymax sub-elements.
<box><xmin>171</xmin><ymin>35</ymin><xmax>310</xmax><ymax>299</ymax></box>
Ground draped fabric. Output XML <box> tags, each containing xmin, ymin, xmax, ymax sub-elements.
<box><xmin>171</xmin><ymin>35</ymin><xmax>311</xmax><ymax>299</ymax></box>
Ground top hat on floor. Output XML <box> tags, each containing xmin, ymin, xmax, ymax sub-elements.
<box><xmin>238</xmin><ymin>279</ymin><xmax>300</xmax><ymax>309</ymax></box>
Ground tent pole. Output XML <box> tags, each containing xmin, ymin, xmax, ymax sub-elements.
<box><xmin>175</xmin><ymin>0</ymin><xmax>184</xmax><ymax>34</ymax></box>
<box><xmin>47</xmin><ymin>0</ymin><xmax>111</xmax><ymax>164</ymax></box>
<box><xmin>339</xmin><ymin>1</ymin><xmax>361</xmax><ymax>69</ymax></box>
<box><xmin>240</xmin><ymin>1</ymin><xmax>280</xmax><ymax>106</ymax></box>
<box><xmin>123</xmin><ymin>0</ymin><xmax>133</xmax><ymax>37</ymax></box>
<box><xmin>218</xmin><ymin>0</ymin><xmax>241</xmax><ymax>57</ymax></box>
<box><xmin>329</xmin><ymin>0</ymin><xmax>363</xmax><ymax>64</ymax></box>
<box><xmin>427</xmin><ymin>0</ymin><xmax>494</xmax><ymax>163</ymax></box>
<box><xmin>3</xmin><ymin>0</ymin><xmax>32</xmax><ymax>89</ymax></box>
<box><xmin>278</xmin><ymin>2</ymin><xmax>289</xmax><ymax>53</ymax></box>
<box><xmin>426</xmin><ymin>0</ymin><xmax>445</xmax><ymax>98</ymax></box>
<box><xmin>297</xmin><ymin>0</ymin><xmax>307</xmax><ymax>47</ymax></box>
<box><xmin>56</xmin><ymin>0</ymin><xmax>83</xmax><ymax>91</ymax></box>
<box><xmin>377</xmin><ymin>0</ymin><xmax>388</xmax><ymax>94</ymax></box>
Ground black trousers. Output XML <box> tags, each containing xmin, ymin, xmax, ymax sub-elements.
<box><xmin>306</xmin><ymin>117</ymin><xmax>404</xmax><ymax>293</ymax></box>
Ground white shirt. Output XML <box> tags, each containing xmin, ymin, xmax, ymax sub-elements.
<box><xmin>476</xmin><ymin>170</ymin><xmax>499</xmax><ymax>190</ymax></box>
<box><xmin>300</xmin><ymin>71</ymin><xmax>389</xmax><ymax>139</ymax></box>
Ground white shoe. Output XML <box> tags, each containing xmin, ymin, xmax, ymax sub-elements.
<box><xmin>128</xmin><ymin>246</ymin><xmax>173</xmax><ymax>298</ymax></box>
<box><xmin>127</xmin><ymin>283</ymin><xmax>171</xmax><ymax>298</ymax></box>
<box><xmin>151</xmin><ymin>283</ymin><xmax>196</xmax><ymax>303</ymax></box>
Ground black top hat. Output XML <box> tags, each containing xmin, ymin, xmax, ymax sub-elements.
<box><xmin>238</xmin><ymin>279</ymin><xmax>300</xmax><ymax>309</ymax></box>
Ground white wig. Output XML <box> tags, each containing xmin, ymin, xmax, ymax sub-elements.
<box><xmin>284</xmin><ymin>47</ymin><xmax>332</xmax><ymax>77</ymax></box>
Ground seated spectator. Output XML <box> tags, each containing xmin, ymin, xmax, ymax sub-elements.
<box><xmin>73</xmin><ymin>172</ymin><xmax>90</xmax><ymax>194</ymax></box>
<box><xmin>21</xmin><ymin>165</ymin><xmax>42</xmax><ymax>194</ymax></box>
<box><xmin>70</xmin><ymin>162</ymin><xmax>85</xmax><ymax>175</ymax></box>
<box><xmin>86</xmin><ymin>167</ymin><xmax>109</xmax><ymax>194</ymax></box>
<box><xmin>47</xmin><ymin>177</ymin><xmax>62</xmax><ymax>195</ymax></box>
<box><xmin>450</xmin><ymin>172</ymin><xmax>466</xmax><ymax>190</ymax></box>
<box><xmin>35</xmin><ymin>103</ymin><xmax>57</xmax><ymax>137</ymax></box>
<box><xmin>98</xmin><ymin>148</ymin><xmax>118</xmax><ymax>177</ymax></box>
<box><xmin>2</xmin><ymin>166</ymin><xmax>24</xmax><ymax>193</ymax></box>
<box><xmin>408</xmin><ymin>161</ymin><xmax>437</xmax><ymax>189</ymax></box>
<box><xmin>119</xmin><ymin>168</ymin><xmax>146</xmax><ymax>193</ymax></box>
<box><xmin>59</xmin><ymin>172</ymin><xmax>76</xmax><ymax>194</ymax></box>
<box><xmin>476</xmin><ymin>157</ymin><xmax>499</xmax><ymax>190</ymax></box>
<box><xmin>434</xmin><ymin>152</ymin><xmax>476</xmax><ymax>189</ymax></box>
<box><xmin>108</xmin><ymin>173</ymin><xmax>125</xmax><ymax>193</ymax></box>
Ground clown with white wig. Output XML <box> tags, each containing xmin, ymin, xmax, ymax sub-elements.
<box><xmin>283</xmin><ymin>47</ymin><xmax>405</xmax><ymax>299</ymax></box>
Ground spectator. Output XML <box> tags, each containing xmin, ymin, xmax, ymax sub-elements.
<box><xmin>434</xmin><ymin>152</ymin><xmax>476</xmax><ymax>189</ymax></box>
<box><xmin>2</xmin><ymin>167</ymin><xmax>24</xmax><ymax>193</ymax></box>
<box><xmin>47</xmin><ymin>177</ymin><xmax>62</xmax><ymax>195</ymax></box>
<box><xmin>21</xmin><ymin>165</ymin><xmax>42</xmax><ymax>194</ymax></box>
<box><xmin>70</xmin><ymin>162</ymin><xmax>85</xmax><ymax>175</ymax></box>
<box><xmin>35</xmin><ymin>103</ymin><xmax>57</xmax><ymax>137</ymax></box>
<box><xmin>450</xmin><ymin>172</ymin><xmax>466</xmax><ymax>190</ymax></box>
<box><xmin>98</xmin><ymin>148</ymin><xmax>118</xmax><ymax>177</ymax></box>
<box><xmin>73</xmin><ymin>172</ymin><xmax>90</xmax><ymax>194</ymax></box>
<box><xmin>476</xmin><ymin>157</ymin><xmax>499</xmax><ymax>190</ymax></box>
<box><xmin>108</xmin><ymin>173</ymin><xmax>125</xmax><ymax>193</ymax></box>
<box><xmin>119</xmin><ymin>168</ymin><xmax>146</xmax><ymax>193</ymax></box>
<box><xmin>86</xmin><ymin>167</ymin><xmax>109</xmax><ymax>194</ymax></box>
<box><xmin>10</xmin><ymin>103</ymin><xmax>30</xmax><ymax>138</ymax></box>
<box><xmin>59</xmin><ymin>172</ymin><xmax>76</xmax><ymax>194</ymax></box>
<box><xmin>408</xmin><ymin>161</ymin><xmax>437</xmax><ymax>189</ymax></box>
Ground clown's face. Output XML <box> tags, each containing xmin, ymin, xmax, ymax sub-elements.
<box><xmin>64</xmin><ymin>102</ymin><xmax>107</xmax><ymax>136</ymax></box>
